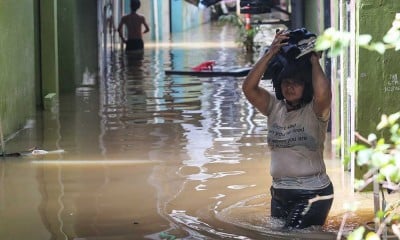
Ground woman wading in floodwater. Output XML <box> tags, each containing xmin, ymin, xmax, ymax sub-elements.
<box><xmin>242</xmin><ymin>29</ymin><xmax>334</xmax><ymax>229</ymax></box>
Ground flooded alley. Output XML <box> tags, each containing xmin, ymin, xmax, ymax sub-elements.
<box><xmin>0</xmin><ymin>22</ymin><xmax>386</xmax><ymax>240</ymax></box>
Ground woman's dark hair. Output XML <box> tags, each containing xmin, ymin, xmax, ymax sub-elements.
<box><xmin>130</xmin><ymin>0</ymin><xmax>141</xmax><ymax>12</ymax></box>
<box><xmin>272</xmin><ymin>58</ymin><xmax>313</xmax><ymax>104</ymax></box>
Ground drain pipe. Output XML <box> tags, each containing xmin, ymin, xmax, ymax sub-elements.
<box><xmin>0</xmin><ymin>119</ymin><xmax>4</xmax><ymax>156</ymax></box>
<box><xmin>290</xmin><ymin>0</ymin><xmax>304</xmax><ymax>29</ymax></box>
<box><xmin>373</xmin><ymin>178</ymin><xmax>380</xmax><ymax>231</ymax></box>
<box><xmin>153</xmin><ymin>0</ymin><xmax>159</xmax><ymax>41</ymax></box>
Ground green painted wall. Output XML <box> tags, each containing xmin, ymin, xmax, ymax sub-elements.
<box><xmin>73</xmin><ymin>0</ymin><xmax>98</xmax><ymax>84</ymax></box>
<box><xmin>356</xmin><ymin>1</ymin><xmax>400</xmax><ymax>135</ymax></box>
<box><xmin>58</xmin><ymin>0</ymin><xmax>98</xmax><ymax>93</ymax></box>
<box><xmin>0</xmin><ymin>0</ymin><xmax>99</xmax><ymax>138</ymax></box>
<box><xmin>58</xmin><ymin>1</ymin><xmax>76</xmax><ymax>93</ymax></box>
<box><xmin>0</xmin><ymin>0</ymin><xmax>37</xmax><ymax>137</ymax></box>
<box><xmin>40</xmin><ymin>0</ymin><xmax>59</xmax><ymax>100</ymax></box>
<box><xmin>355</xmin><ymin>1</ymin><xmax>400</xmax><ymax>179</ymax></box>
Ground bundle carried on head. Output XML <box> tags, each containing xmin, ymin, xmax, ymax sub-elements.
<box><xmin>266</xmin><ymin>28</ymin><xmax>317</xmax><ymax>102</ymax></box>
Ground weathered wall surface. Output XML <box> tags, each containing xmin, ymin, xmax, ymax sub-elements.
<box><xmin>0</xmin><ymin>0</ymin><xmax>37</xmax><ymax>137</ymax></box>
<box><xmin>357</xmin><ymin>1</ymin><xmax>400</xmax><ymax>134</ymax></box>
<box><xmin>58</xmin><ymin>0</ymin><xmax>98</xmax><ymax>93</ymax></box>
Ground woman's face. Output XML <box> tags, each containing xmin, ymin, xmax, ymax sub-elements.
<box><xmin>281</xmin><ymin>78</ymin><xmax>305</xmax><ymax>103</ymax></box>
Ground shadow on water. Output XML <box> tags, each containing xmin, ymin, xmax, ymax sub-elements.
<box><xmin>0</xmin><ymin>22</ymin><xmax>393</xmax><ymax>240</ymax></box>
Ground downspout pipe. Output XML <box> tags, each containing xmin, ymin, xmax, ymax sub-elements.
<box><xmin>153</xmin><ymin>0</ymin><xmax>159</xmax><ymax>41</ymax></box>
<box><xmin>290</xmin><ymin>0</ymin><xmax>304</xmax><ymax>29</ymax></box>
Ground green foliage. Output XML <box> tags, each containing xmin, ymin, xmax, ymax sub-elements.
<box><xmin>159</xmin><ymin>232</ymin><xmax>177</xmax><ymax>240</ymax></box>
<box><xmin>353</xmin><ymin>114</ymin><xmax>400</xmax><ymax>185</ymax></box>
<box><xmin>316</xmin><ymin>14</ymin><xmax>400</xmax><ymax>239</ymax></box>
<box><xmin>218</xmin><ymin>14</ymin><xmax>260</xmax><ymax>52</ymax></box>
<box><xmin>347</xmin><ymin>112</ymin><xmax>400</xmax><ymax>239</ymax></box>
<box><xmin>315</xmin><ymin>13</ymin><xmax>400</xmax><ymax>57</ymax></box>
<box><xmin>347</xmin><ymin>226</ymin><xmax>365</xmax><ymax>240</ymax></box>
<box><xmin>315</xmin><ymin>27</ymin><xmax>351</xmax><ymax>57</ymax></box>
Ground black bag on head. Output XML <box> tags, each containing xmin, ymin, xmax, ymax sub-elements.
<box><xmin>264</xmin><ymin>28</ymin><xmax>316</xmax><ymax>101</ymax></box>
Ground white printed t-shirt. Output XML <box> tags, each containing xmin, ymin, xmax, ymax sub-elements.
<box><xmin>266</xmin><ymin>93</ymin><xmax>331</xmax><ymax>190</ymax></box>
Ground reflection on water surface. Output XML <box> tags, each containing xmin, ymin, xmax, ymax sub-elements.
<box><xmin>0</xmin><ymin>22</ymin><xmax>393</xmax><ymax>240</ymax></box>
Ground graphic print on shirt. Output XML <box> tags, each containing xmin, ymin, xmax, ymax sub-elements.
<box><xmin>267</xmin><ymin>122</ymin><xmax>317</xmax><ymax>150</ymax></box>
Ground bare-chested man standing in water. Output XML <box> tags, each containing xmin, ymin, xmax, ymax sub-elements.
<box><xmin>117</xmin><ymin>0</ymin><xmax>149</xmax><ymax>51</ymax></box>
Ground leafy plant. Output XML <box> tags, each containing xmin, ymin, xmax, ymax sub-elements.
<box><xmin>315</xmin><ymin>13</ymin><xmax>400</xmax><ymax>57</ymax></box>
<box><xmin>313</xmin><ymin>14</ymin><xmax>400</xmax><ymax>240</ymax></box>
<box><xmin>218</xmin><ymin>14</ymin><xmax>260</xmax><ymax>52</ymax></box>
<box><xmin>340</xmin><ymin>112</ymin><xmax>400</xmax><ymax>240</ymax></box>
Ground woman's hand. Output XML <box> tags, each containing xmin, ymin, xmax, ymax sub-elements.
<box><xmin>267</xmin><ymin>30</ymin><xmax>289</xmax><ymax>56</ymax></box>
<box><xmin>242</xmin><ymin>29</ymin><xmax>289</xmax><ymax>116</ymax></box>
<box><xmin>310</xmin><ymin>51</ymin><xmax>322</xmax><ymax>64</ymax></box>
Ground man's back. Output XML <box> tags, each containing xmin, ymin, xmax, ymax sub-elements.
<box><xmin>117</xmin><ymin>0</ymin><xmax>149</xmax><ymax>51</ymax></box>
<box><xmin>121</xmin><ymin>13</ymin><xmax>145</xmax><ymax>40</ymax></box>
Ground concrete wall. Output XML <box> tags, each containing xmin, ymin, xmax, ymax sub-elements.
<box><xmin>120</xmin><ymin>0</ymin><xmax>210</xmax><ymax>40</ymax></box>
<box><xmin>0</xmin><ymin>0</ymin><xmax>37</xmax><ymax>137</ymax></box>
<box><xmin>304</xmin><ymin>0</ymin><xmax>325</xmax><ymax>35</ymax></box>
<box><xmin>121</xmin><ymin>0</ymin><xmax>170</xmax><ymax>41</ymax></box>
<box><xmin>171</xmin><ymin>1</ymin><xmax>211</xmax><ymax>33</ymax></box>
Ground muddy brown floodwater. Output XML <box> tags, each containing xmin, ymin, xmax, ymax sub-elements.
<box><xmin>1</xmin><ymin>22</ymin><xmax>397</xmax><ymax>240</ymax></box>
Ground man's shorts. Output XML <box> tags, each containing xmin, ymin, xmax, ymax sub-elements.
<box><xmin>126</xmin><ymin>39</ymin><xmax>144</xmax><ymax>51</ymax></box>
